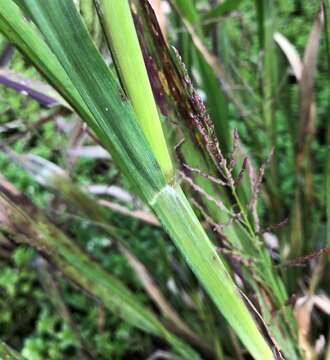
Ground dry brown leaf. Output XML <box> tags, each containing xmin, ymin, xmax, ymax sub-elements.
<box><xmin>118</xmin><ymin>243</ymin><xmax>212</xmax><ymax>354</ymax></box>
<box><xmin>99</xmin><ymin>199</ymin><xmax>160</xmax><ymax>226</ymax></box>
<box><xmin>295</xmin><ymin>296</ymin><xmax>315</xmax><ymax>360</ymax></box>
<box><xmin>68</xmin><ymin>145</ymin><xmax>111</xmax><ymax>159</ymax></box>
<box><xmin>298</xmin><ymin>8</ymin><xmax>324</xmax><ymax>155</ymax></box>
<box><xmin>274</xmin><ymin>32</ymin><xmax>303</xmax><ymax>81</ymax></box>
<box><xmin>313</xmin><ymin>294</ymin><xmax>330</xmax><ymax>315</ymax></box>
<box><xmin>87</xmin><ymin>184</ymin><xmax>135</xmax><ymax>202</ymax></box>
<box><xmin>294</xmin><ymin>294</ymin><xmax>330</xmax><ymax>360</ymax></box>
<box><xmin>0</xmin><ymin>68</ymin><xmax>69</xmax><ymax>108</ymax></box>
<box><xmin>147</xmin><ymin>0</ymin><xmax>167</xmax><ymax>36</ymax></box>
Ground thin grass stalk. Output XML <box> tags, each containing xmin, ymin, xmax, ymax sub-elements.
<box><xmin>0</xmin><ymin>342</ymin><xmax>25</xmax><ymax>360</ymax></box>
<box><xmin>36</xmin><ymin>258</ymin><xmax>98</xmax><ymax>359</ymax></box>
<box><xmin>322</xmin><ymin>0</ymin><xmax>330</xmax><ymax>258</ymax></box>
<box><xmin>324</xmin><ymin>0</ymin><xmax>330</xmax><ymax>70</ymax></box>
<box><xmin>255</xmin><ymin>0</ymin><xmax>281</xmax><ymax>222</ymax></box>
<box><xmin>202</xmin><ymin>0</ymin><xmax>243</xmax><ymax>21</ymax></box>
<box><xmin>327</xmin><ymin>108</ymin><xmax>330</xmax><ymax>270</ymax></box>
<box><xmin>94</xmin><ymin>0</ymin><xmax>173</xmax><ymax>180</ymax></box>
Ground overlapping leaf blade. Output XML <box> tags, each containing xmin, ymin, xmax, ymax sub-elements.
<box><xmin>0</xmin><ymin>178</ymin><xmax>199</xmax><ymax>360</ymax></box>
<box><xmin>0</xmin><ymin>1</ymin><xmax>275</xmax><ymax>358</ymax></box>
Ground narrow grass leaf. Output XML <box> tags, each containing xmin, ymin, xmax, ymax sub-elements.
<box><xmin>202</xmin><ymin>0</ymin><xmax>243</xmax><ymax>21</ymax></box>
<box><xmin>0</xmin><ymin>177</ymin><xmax>199</xmax><ymax>360</ymax></box>
<box><xmin>16</xmin><ymin>0</ymin><xmax>166</xmax><ymax>203</ymax></box>
<box><xmin>95</xmin><ymin>0</ymin><xmax>173</xmax><ymax>179</ymax></box>
<box><xmin>0</xmin><ymin>1</ymin><xmax>89</xmax><ymax>118</ymax></box>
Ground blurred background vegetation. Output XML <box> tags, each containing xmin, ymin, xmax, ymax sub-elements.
<box><xmin>0</xmin><ymin>0</ymin><xmax>329</xmax><ymax>359</ymax></box>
